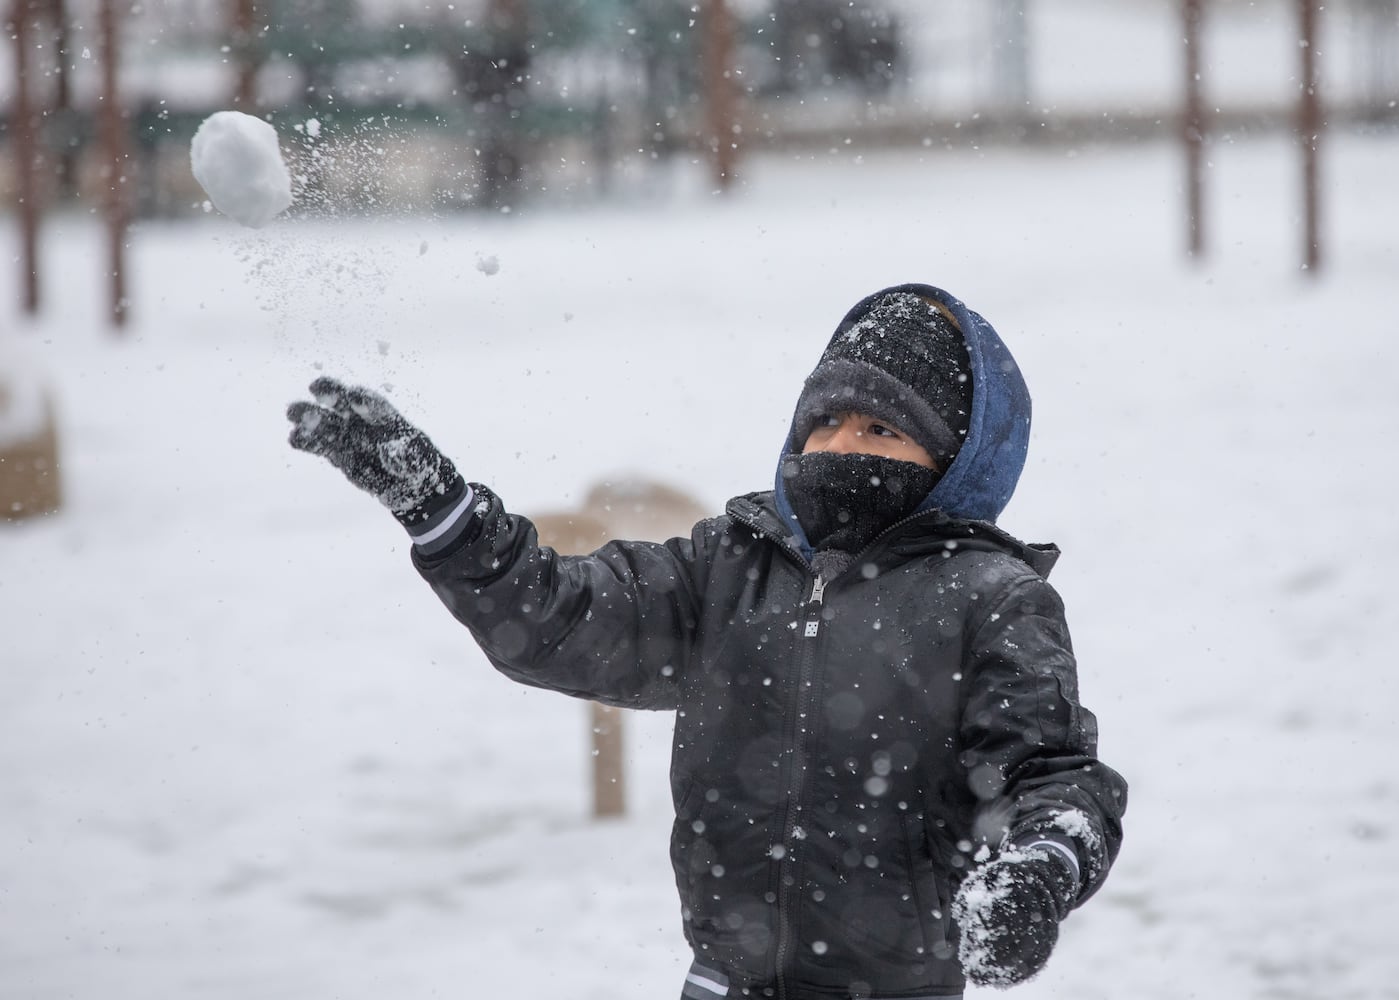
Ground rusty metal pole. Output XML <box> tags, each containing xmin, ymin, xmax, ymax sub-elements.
<box><xmin>231</xmin><ymin>0</ymin><xmax>258</xmax><ymax>108</ymax></box>
<box><xmin>46</xmin><ymin>0</ymin><xmax>79</xmax><ymax>197</ymax></box>
<box><xmin>1298</xmin><ymin>0</ymin><xmax>1322</xmax><ymax>274</ymax></box>
<box><xmin>10</xmin><ymin>0</ymin><xmax>42</xmax><ymax>314</ymax></box>
<box><xmin>702</xmin><ymin>0</ymin><xmax>738</xmax><ymax>190</ymax></box>
<box><xmin>97</xmin><ymin>0</ymin><xmax>129</xmax><ymax>327</ymax></box>
<box><xmin>1183</xmin><ymin>0</ymin><xmax>1206</xmax><ymax>258</ymax></box>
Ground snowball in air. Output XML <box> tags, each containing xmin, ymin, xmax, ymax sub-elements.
<box><xmin>190</xmin><ymin>111</ymin><xmax>293</xmax><ymax>228</ymax></box>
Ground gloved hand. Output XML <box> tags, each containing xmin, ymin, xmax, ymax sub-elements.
<box><xmin>951</xmin><ymin>847</ymin><xmax>1077</xmax><ymax>988</ymax></box>
<box><xmin>286</xmin><ymin>376</ymin><xmax>463</xmax><ymax>525</ymax></box>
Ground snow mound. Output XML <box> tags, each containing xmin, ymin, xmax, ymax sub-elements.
<box><xmin>190</xmin><ymin>111</ymin><xmax>293</xmax><ymax>229</ymax></box>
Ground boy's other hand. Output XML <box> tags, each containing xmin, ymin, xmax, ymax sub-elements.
<box><xmin>287</xmin><ymin>377</ymin><xmax>461</xmax><ymax>520</ymax></box>
<box><xmin>951</xmin><ymin>848</ymin><xmax>1076</xmax><ymax>987</ymax></box>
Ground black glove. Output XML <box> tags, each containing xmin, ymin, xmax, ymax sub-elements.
<box><xmin>951</xmin><ymin>847</ymin><xmax>1077</xmax><ymax>988</ymax></box>
<box><xmin>287</xmin><ymin>376</ymin><xmax>463</xmax><ymax>526</ymax></box>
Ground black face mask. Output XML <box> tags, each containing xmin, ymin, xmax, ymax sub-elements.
<box><xmin>781</xmin><ymin>451</ymin><xmax>939</xmax><ymax>562</ymax></box>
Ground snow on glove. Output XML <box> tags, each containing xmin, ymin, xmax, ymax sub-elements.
<box><xmin>952</xmin><ymin>847</ymin><xmax>1077</xmax><ymax>988</ymax></box>
<box><xmin>287</xmin><ymin>377</ymin><xmax>476</xmax><ymax>552</ymax></box>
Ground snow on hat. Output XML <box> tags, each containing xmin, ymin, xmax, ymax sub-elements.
<box><xmin>791</xmin><ymin>291</ymin><xmax>973</xmax><ymax>469</ymax></box>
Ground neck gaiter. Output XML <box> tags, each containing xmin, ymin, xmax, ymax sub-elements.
<box><xmin>781</xmin><ymin>451</ymin><xmax>938</xmax><ymax>576</ymax></box>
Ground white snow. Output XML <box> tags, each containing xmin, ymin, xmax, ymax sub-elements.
<box><xmin>0</xmin><ymin>335</ymin><xmax>52</xmax><ymax>448</ymax></box>
<box><xmin>3</xmin><ymin>129</ymin><xmax>1399</xmax><ymax>1000</ymax></box>
<box><xmin>189</xmin><ymin>111</ymin><xmax>294</xmax><ymax>229</ymax></box>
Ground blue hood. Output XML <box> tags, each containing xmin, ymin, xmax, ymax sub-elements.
<box><xmin>774</xmin><ymin>283</ymin><xmax>1031</xmax><ymax>554</ymax></box>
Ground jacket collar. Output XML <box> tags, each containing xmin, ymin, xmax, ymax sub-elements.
<box><xmin>728</xmin><ymin>491</ymin><xmax>1059</xmax><ymax>580</ymax></box>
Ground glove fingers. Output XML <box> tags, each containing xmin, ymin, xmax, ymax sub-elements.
<box><xmin>307</xmin><ymin>376</ymin><xmax>354</xmax><ymax>416</ymax></box>
<box><xmin>342</xmin><ymin>385</ymin><xmax>406</xmax><ymax>426</ymax></box>
<box><xmin>305</xmin><ymin>377</ymin><xmax>407</xmax><ymax>428</ymax></box>
<box><xmin>287</xmin><ymin>401</ymin><xmax>348</xmax><ymax>458</ymax></box>
<box><xmin>287</xmin><ymin>376</ymin><xmax>457</xmax><ymax>516</ymax></box>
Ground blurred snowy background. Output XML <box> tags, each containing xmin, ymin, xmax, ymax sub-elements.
<box><xmin>3</xmin><ymin>1</ymin><xmax>1399</xmax><ymax>999</ymax></box>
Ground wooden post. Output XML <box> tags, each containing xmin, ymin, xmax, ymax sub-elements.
<box><xmin>0</xmin><ymin>393</ymin><xmax>63</xmax><ymax>520</ymax></box>
<box><xmin>1298</xmin><ymin>0</ymin><xmax>1322</xmax><ymax>274</ymax></box>
<box><xmin>577</xmin><ymin>479</ymin><xmax>708</xmax><ymax>820</ymax></box>
<box><xmin>590</xmin><ymin>703</ymin><xmax>626</xmax><ymax>818</ymax></box>
<box><xmin>1183</xmin><ymin>0</ymin><xmax>1206</xmax><ymax>258</ymax></box>
<box><xmin>529</xmin><ymin>510</ymin><xmax>627</xmax><ymax>819</ymax></box>
<box><xmin>531</xmin><ymin>479</ymin><xmax>708</xmax><ymax>822</ymax></box>
<box><xmin>9</xmin><ymin>0</ymin><xmax>42</xmax><ymax>314</ymax></box>
<box><xmin>701</xmin><ymin>0</ymin><xmax>738</xmax><ymax>190</ymax></box>
<box><xmin>97</xmin><ymin>0</ymin><xmax>129</xmax><ymax>327</ymax></box>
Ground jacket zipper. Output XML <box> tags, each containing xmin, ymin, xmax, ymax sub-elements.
<box><xmin>773</xmin><ymin>572</ymin><xmax>826</xmax><ymax>1000</ymax></box>
<box><xmin>726</xmin><ymin>502</ymin><xmax>957</xmax><ymax>997</ymax></box>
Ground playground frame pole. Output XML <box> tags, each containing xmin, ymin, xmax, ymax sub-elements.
<box><xmin>97</xmin><ymin>0</ymin><xmax>129</xmax><ymax>327</ymax></box>
<box><xmin>1183</xmin><ymin>0</ymin><xmax>1206</xmax><ymax>258</ymax></box>
<box><xmin>702</xmin><ymin>0</ymin><xmax>738</xmax><ymax>190</ymax></box>
<box><xmin>9</xmin><ymin>0</ymin><xmax>42</xmax><ymax>314</ymax></box>
<box><xmin>1298</xmin><ymin>0</ymin><xmax>1323</xmax><ymax>273</ymax></box>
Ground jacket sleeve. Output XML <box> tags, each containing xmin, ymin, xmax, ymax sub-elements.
<box><xmin>957</xmin><ymin>567</ymin><xmax>1128</xmax><ymax>904</ymax></box>
<box><xmin>409</xmin><ymin>485</ymin><xmax>709</xmax><ymax>711</ymax></box>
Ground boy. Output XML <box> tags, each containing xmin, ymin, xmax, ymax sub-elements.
<box><xmin>287</xmin><ymin>283</ymin><xmax>1127</xmax><ymax>999</ymax></box>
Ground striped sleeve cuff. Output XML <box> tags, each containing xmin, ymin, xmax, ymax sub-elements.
<box><xmin>404</xmin><ymin>481</ymin><xmax>480</xmax><ymax>557</ymax></box>
<box><xmin>682</xmin><ymin>961</ymin><xmax>730</xmax><ymax>998</ymax></box>
<box><xmin>1014</xmin><ymin>834</ymin><xmax>1082</xmax><ymax>886</ymax></box>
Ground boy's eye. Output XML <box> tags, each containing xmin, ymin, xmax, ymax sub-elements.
<box><xmin>868</xmin><ymin>422</ymin><xmax>898</xmax><ymax>438</ymax></box>
<box><xmin>819</xmin><ymin>414</ymin><xmax>841</xmax><ymax>427</ymax></box>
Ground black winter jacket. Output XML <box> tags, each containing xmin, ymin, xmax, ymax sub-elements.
<box><xmin>413</xmin><ymin>486</ymin><xmax>1126</xmax><ymax>999</ymax></box>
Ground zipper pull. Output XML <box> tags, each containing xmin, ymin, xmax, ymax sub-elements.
<box><xmin>804</xmin><ymin>575</ymin><xmax>825</xmax><ymax>637</ymax></box>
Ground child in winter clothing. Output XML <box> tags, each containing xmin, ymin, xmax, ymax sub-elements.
<box><xmin>287</xmin><ymin>283</ymin><xmax>1127</xmax><ymax>999</ymax></box>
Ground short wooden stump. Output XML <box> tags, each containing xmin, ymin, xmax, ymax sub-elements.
<box><xmin>0</xmin><ymin>378</ymin><xmax>62</xmax><ymax>521</ymax></box>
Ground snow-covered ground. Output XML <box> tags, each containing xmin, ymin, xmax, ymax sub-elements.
<box><xmin>3</xmin><ymin>122</ymin><xmax>1399</xmax><ymax>1000</ymax></box>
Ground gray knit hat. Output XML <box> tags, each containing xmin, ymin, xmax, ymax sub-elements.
<box><xmin>790</xmin><ymin>291</ymin><xmax>973</xmax><ymax>468</ymax></box>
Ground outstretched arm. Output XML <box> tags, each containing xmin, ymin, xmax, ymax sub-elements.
<box><xmin>286</xmin><ymin>377</ymin><xmax>704</xmax><ymax>709</ymax></box>
<box><xmin>410</xmin><ymin>485</ymin><xmax>704</xmax><ymax>711</ymax></box>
